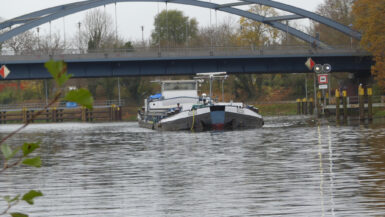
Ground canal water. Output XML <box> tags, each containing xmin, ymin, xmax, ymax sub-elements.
<box><xmin>0</xmin><ymin>116</ymin><xmax>384</xmax><ymax>216</ymax></box>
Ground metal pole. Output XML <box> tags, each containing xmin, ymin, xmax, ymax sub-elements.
<box><xmin>314</xmin><ymin>72</ymin><xmax>317</xmax><ymax>115</ymax></box>
<box><xmin>157</xmin><ymin>1</ymin><xmax>161</xmax><ymax>54</ymax></box>
<box><xmin>209</xmin><ymin>76</ymin><xmax>213</xmax><ymax>103</ymax></box>
<box><xmin>115</xmin><ymin>1</ymin><xmax>118</xmax><ymax>44</ymax></box>
<box><xmin>49</xmin><ymin>21</ymin><xmax>52</xmax><ymax>45</ymax></box>
<box><xmin>166</xmin><ymin>2</ymin><xmax>169</xmax><ymax>50</ymax></box>
<box><xmin>209</xmin><ymin>0</ymin><xmax>213</xmax><ymax>54</ymax></box>
<box><xmin>221</xmin><ymin>79</ymin><xmax>224</xmax><ymax>102</ymax></box>
<box><xmin>78</xmin><ymin>22</ymin><xmax>81</xmax><ymax>50</ymax></box>
<box><xmin>44</xmin><ymin>80</ymin><xmax>48</xmax><ymax>106</ymax></box>
<box><xmin>305</xmin><ymin>74</ymin><xmax>308</xmax><ymax>100</ymax></box>
<box><xmin>63</xmin><ymin>17</ymin><xmax>66</xmax><ymax>48</ymax></box>
<box><xmin>286</xmin><ymin>20</ymin><xmax>289</xmax><ymax>46</ymax></box>
<box><xmin>36</xmin><ymin>27</ymin><xmax>40</xmax><ymax>50</ymax></box>
<box><xmin>117</xmin><ymin>77</ymin><xmax>121</xmax><ymax>106</ymax></box>
<box><xmin>141</xmin><ymin>26</ymin><xmax>144</xmax><ymax>46</ymax></box>
<box><xmin>328</xmin><ymin>74</ymin><xmax>331</xmax><ymax>104</ymax></box>
<box><xmin>323</xmin><ymin>89</ymin><xmax>326</xmax><ymax>115</ymax></box>
<box><xmin>185</xmin><ymin>21</ymin><xmax>188</xmax><ymax>48</ymax></box>
<box><xmin>49</xmin><ymin>21</ymin><xmax>52</xmax><ymax>54</ymax></box>
<box><xmin>349</xmin><ymin>24</ymin><xmax>353</xmax><ymax>48</ymax></box>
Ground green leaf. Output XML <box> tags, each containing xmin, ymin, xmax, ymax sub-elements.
<box><xmin>22</xmin><ymin>157</ymin><xmax>42</xmax><ymax>168</ymax></box>
<box><xmin>1</xmin><ymin>144</ymin><xmax>17</xmax><ymax>160</ymax></box>
<box><xmin>22</xmin><ymin>142</ymin><xmax>40</xmax><ymax>157</ymax></box>
<box><xmin>44</xmin><ymin>60</ymin><xmax>72</xmax><ymax>86</ymax></box>
<box><xmin>10</xmin><ymin>212</ymin><xmax>28</xmax><ymax>217</ymax></box>
<box><xmin>3</xmin><ymin>195</ymin><xmax>10</xmax><ymax>202</ymax></box>
<box><xmin>22</xmin><ymin>190</ymin><xmax>43</xmax><ymax>205</ymax></box>
<box><xmin>4</xmin><ymin>195</ymin><xmax>20</xmax><ymax>203</ymax></box>
<box><xmin>64</xmin><ymin>88</ymin><xmax>94</xmax><ymax>109</ymax></box>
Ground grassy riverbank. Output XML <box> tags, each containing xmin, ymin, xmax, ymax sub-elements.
<box><xmin>254</xmin><ymin>103</ymin><xmax>298</xmax><ymax>116</ymax></box>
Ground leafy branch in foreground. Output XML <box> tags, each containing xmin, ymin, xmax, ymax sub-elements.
<box><xmin>0</xmin><ymin>60</ymin><xmax>93</xmax><ymax>217</ymax></box>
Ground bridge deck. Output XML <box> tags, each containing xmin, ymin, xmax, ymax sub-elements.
<box><xmin>1</xmin><ymin>46</ymin><xmax>369</xmax><ymax>63</ymax></box>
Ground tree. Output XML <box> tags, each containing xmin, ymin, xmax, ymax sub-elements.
<box><xmin>4</xmin><ymin>30</ymin><xmax>37</xmax><ymax>54</ymax></box>
<box><xmin>81</xmin><ymin>8</ymin><xmax>115</xmax><ymax>50</ymax></box>
<box><xmin>37</xmin><ymin>31</ymin><xmax>66</xmax><ymax>54</ymax></box>
<box><xmin>236</xmin><ymin>5</ymin><xmax>280</xmax><ymax>47</ymax></box>
<box><xmin>311</xmin><ymin>0</ymin><xmax>356</xmax><ymax>46</ymax></box>
<box><xmin>232</xmin><ymin>5</ymin><xmax>280</xmax><ymax>101</ymax></box>
<box><xmin>353</xmin><ymin>0</ymin><xmax>385</xmax><ymax>90</ymax></box>
<box><xmin>193</xmin><ymin>17</ymin><xmax>238</xmax><ymax>47</ymax></box>
<box><xmin>151</xmin><ymin>10</ymin><xmax>198</xmax><ymax>47</ymax></box>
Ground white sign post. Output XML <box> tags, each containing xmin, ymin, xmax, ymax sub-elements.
<box><xmin>314</xmin><ymin>64</ymin><xmax>332</xmax><ymax>115</ymax></box>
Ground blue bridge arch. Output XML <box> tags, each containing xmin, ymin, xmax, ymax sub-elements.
<box><xmin>0</xmin><ymin>0</ymin><xmax>361</xmax><ymax>48</ymax></box>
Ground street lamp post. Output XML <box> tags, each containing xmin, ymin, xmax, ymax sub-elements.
<box><xmin>141</xmin><ymin>26</ymin><xmax>144</xmax><ymax>47</ymax></box>
<box><xmin>36</xmin><ymin>27</ymin><xmax>40</xmax><ymax>50</ymax></box>
<box><xmin>185</xmin><ymin>21</ymin><xmax>188</xmax><ymax>48</ymax></box>
<box><xmin>349</xmin><ymin>24</ymin><xmax>353</xmax><ymax>48</ymax></box>
<box><xmin>78</xmin><ymin>22</ymin><xmax>81</xmax><ymax>51</ymax></box>
<box><xmin>286</xmin><ymin>20</ymin><xmax>289</xmax><ymax>46</ymax></box>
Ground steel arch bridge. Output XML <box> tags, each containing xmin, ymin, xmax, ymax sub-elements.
<box><xmin>0</xmin><ymin>0</ymin><xmax>361</xmax><ymax>48</ymax></box>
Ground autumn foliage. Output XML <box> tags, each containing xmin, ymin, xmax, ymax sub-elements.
<box><xmin>353</xmin><ymin>0</ymin><xmax>385</xmax><ymax>90</ymax></box>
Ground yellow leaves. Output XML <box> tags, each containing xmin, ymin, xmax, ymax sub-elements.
<box><xmin>353</xmin><ymin>0</ymin><xmax>385</xmax><ymax>91</ymax></box>
<box><xmin>237</xmin><ymin>5</ymin><xmax>280</xmax><ymax>47</ymax></box>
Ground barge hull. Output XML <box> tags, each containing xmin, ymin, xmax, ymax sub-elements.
<box><xmin>139</xmin><ymin>110</ymin><xmax>263</xmax><ymax>131</ymax></box>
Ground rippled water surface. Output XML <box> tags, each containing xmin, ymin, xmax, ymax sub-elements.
<box><xmin>1</xmin><ymin>116</ymin><xmax>385</xmax><ymax>216</ymax></box>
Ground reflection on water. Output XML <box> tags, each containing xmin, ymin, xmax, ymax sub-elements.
<box><xmin>0</xmin><ymin>117</ymin><xmax>385</xmax><ymax>216</ymax></box>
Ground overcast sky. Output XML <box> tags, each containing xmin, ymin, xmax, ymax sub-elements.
<box><xmin>1</xmin><ymin>0</ymin><xmax>324</xmax><ymax>43</ymax></box>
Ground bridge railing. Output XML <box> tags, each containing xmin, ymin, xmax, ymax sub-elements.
<box><xmin>0</xmin><ymin>99</ymin><xmax>125</xmax><ymax>111</ymax></box>
<box><xmin>0</xmin><ymin>45</ymin><xmax>368</xmax><ymax>61</ymax></box>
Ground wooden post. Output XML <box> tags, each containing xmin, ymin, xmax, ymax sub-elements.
<box><xmin>308</xmin><ymin>98</ymin><xmax>314</xmax><ymax>115</ymax></box>
<box><xmin>30</xmin><ymin>110</ymin><xmax>34</xmax><ymax>123</ymax></box>
<box><xmin>89</xmin><ymin>109</ymin><xmax>93</xmax><ymax>122</ymax></box>
<box><xmin>297</xmin><ymin>99</ymin><xmax>301</xmax><ymax>115</ymax></box>
<box><xmin>119</xmin><ymin>106</ymin><xmax>122</xmax><ymax>120</ymax></box>
<box><xmin>110</xmin><ymin>104</ymin><xmax>116</xmax><ymax>121</ymax></box>
<box><xmin>52</xmin><ymin>107</ymin><xmax>57</xmax><ymax>122</ymax></box>
<box><xmin>85</xmin><ymin>108</ymin><xmax>88</xmax><ymax>122</ymax></box>
<box><xmin>342</xmin><ymin>90</ymin><xmax>348</xmax><ymax>122</ymax></box>
<box><xmin>302</xmin><ymin>98</ymin><xmax>308</xmax><ymax>115</ymax></box>
<box><xmin>46</xmin><ymin>109</ymin><xmax>50</xmax><ymax>122</ymax></box>
<box><xmin>59</xmin><ymin>109</ymin><xmax>64</xmax><ymax>122</ymax></box>
<box><xmin>22</xmin><ymin>107</ymin><xmax>27</xmax><ymax>124</ymax></box>
<box><xmin>359</xmin><ymin>85</ymin><xmax>365</xmax><ymax>121</ymax></box>
<box><xmin>367</xmin><ymin>87</ymin><xmax>373</xmax><ymax>121</ymax></box>
<box><xmin>335</xmin><ymin>89</ymin><xmax>340</xmax><ymax>123</ymax></box>
<box><xmin>81</xmin><ymin>107</ymin><xmax>86</xmax><ymax>122</ymax></box>
<box><xmin>116</xmin><ymin>106</ymin><xmax>120</xmax><ymax>121</ymax></box>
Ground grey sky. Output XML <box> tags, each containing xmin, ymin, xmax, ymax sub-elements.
<box><xmin>2</xmin><ymin>0</ymin><xmax>324</xmax><ymax>43</ymax></box>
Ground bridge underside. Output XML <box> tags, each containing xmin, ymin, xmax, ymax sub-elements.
<box><xmin>3</xmin><ymin>55</ymin><xmax>372</xmax><ymax>80</ymax></box>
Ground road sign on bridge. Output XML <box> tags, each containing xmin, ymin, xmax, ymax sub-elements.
<box><xmin>0</xmin><ymin>65</ymin><xmax>10</xmax><ymax>79</ymax></box>
<box><xmin>305</xmin><ymin>58</ymin><xmax>315</xmax><ymax>70</ymax></box>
